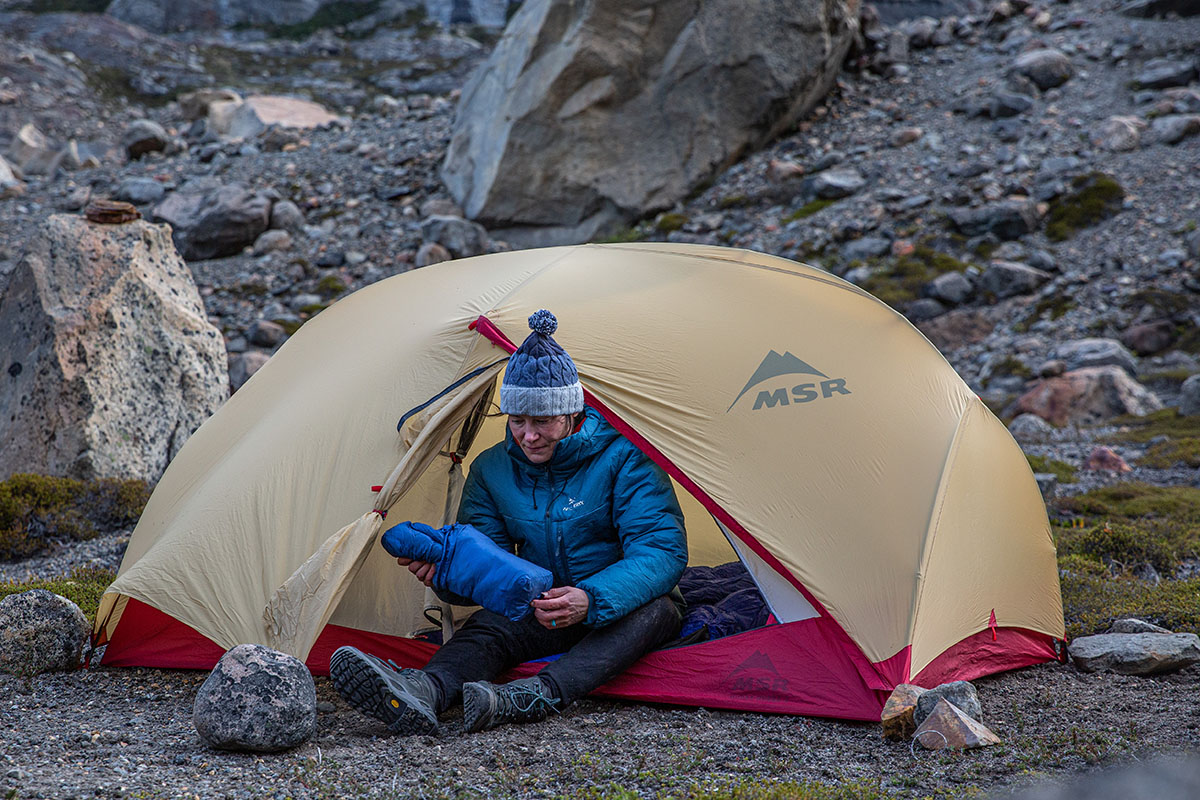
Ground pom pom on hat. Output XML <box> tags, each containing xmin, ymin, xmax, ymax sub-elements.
<box><xmin>528</xmin><ymin>309</ymin><xmax>557</xmax><ymax>336</ymax></box>
<box><xmin>500</xmin><ymin>309</ymin><xmax>583</xmax><ymax>417</ymax></box>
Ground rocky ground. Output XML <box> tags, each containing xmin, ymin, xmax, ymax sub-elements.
<box><xmin>2</xmin><ymin>0</ymin><xmax>1200</xmax><ymax>796</ymax></box>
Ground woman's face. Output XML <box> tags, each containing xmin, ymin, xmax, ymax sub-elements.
<box><xmin>508</xmin><ymin>415</ymin><xmax>573</xmax><ymax>464</ymax></box>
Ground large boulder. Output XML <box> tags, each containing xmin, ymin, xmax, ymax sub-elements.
<box><xmin>442</xmin><ymin>0</ymin><xmax>860</xmax><ymax>245</ymax></box>
<box><xmin>0</xmin><ymin>214</ymin><xmax>228</xmax><ymax>482</ymax></box>
<box><xmin>207</xmin><ymin>95</ymin><xmax>344</xmax><ymax>141</ymax></box>
<box><xmin>152</xmin><ymin>181</ymin><xmax>272</xmax><ymax>261</ymax></box>
<box><xmin>1068</xmin><ymin>632</ymin><xmax>1200</xmax><ymax>675</ymax></box>
<box><xmin>193</xmin><ymin>644</ymin><xmax>317</xmax><ymax>752</ymax></box>
<box><xmin>1011</xmin><ymin>366</ymin><xmax>1163</xmax><ymax>426</ymax></box>
<box><xmin>0</xmin><ymin>589</ymin><xmax>89</xmax><ymax>676</ymax></box>
<box><xmin>1050</xmin><ymin>338</ymin><xmax>1138</xmax><ymax>376</ymax></box>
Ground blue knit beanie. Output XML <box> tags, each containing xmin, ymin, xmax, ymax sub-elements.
<box><xmin>499</xmin><ymin>310</ymin><xmax>584</xmax><ymax>417</ymax></box>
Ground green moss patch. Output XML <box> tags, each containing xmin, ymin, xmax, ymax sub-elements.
<box><xmin>1045</xmin><ymin>172</ymin><xmax>1125</xmax><ymax>242</ymax></box>
<box><xmin>1057</xmin><ymin>522</ymin><xmax>1186</xmax><ymax>574</ymax></box>
<box><xmin>1101</xmin><ymin>409</ymin><xmax>1200</xmax><ymax>444</ymax></box>
<box><xmin>0</xmin><ymin>566</ymin><xmax>116</xmax><ymax>623</ymax></box>
<box><xmin>781</xmin><ymin>198</ymin><xmax>836</xmax><ymax>224</ymax></box>
<box><xmin>858</xmin><ymin>245</ymin><xmax>972</xmax><ymax>308</ymax></box>
<box><xmin>655</xmin><ymin>213</ymin><xmax>689</xmax><ymax>233</ymax></box>
<box><xmin>0</xmin><ymin>475</ymin><xmax>148</xmax><ymax>561</ymax></box>
<box><xmin>1140</xmin><ymin>438</ymin><xmax>1200</xmax><ymax>469</ymax></box>
<box><xmin>1060</xmin><ymin>571</ymin><xmax>1200</xmax><ymax>639</ymax></box>
<box><xmin>317</xmin><ymin>275</ymin><xmax>348</xmax><ymax>297</ymax></box>
<box><xmin>1027</xmin><ymin>454</ymin><xmax>1077</xmax><ymax>483</ymax></box>
<box><xmin>1054</xmin><ymin>482</ymin><xmax>1200</xmax><ymax>520</ymax></box>
<box><xmin>1051</xmin><ymin>484</ymin><xmax>1200</xmax><ymax>636</ymax></box>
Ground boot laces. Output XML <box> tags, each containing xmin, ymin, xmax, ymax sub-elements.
<box><xmin>499</xmin><ymin>681</ymin><xmax>561</xmax><ymax>720</ymax></box>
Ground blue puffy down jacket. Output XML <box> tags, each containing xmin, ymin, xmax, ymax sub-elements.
<box><xmin>456</xmin><ymin>407</ymin><xmax>688</xmax><ymax>628</ymax></box>
<box><xmin>380</xmin><ymin>521</ymin><xmax>553</xmax><ymax>621</ymax></box>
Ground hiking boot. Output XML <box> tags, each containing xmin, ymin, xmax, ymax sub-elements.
<box><xmin>329</xmin><ymin>646</ymin><xmax>439</xmax><ymax>735</ymax></box>
<box><xmin>462</xmin><ymin>675</ymin><xmax>561</xmax><ymax>733</ymax></box>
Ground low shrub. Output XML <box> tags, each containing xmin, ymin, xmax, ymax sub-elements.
<box><xmin>0</xmin><ymin>566</ymin><xmax>116</xmax><ymax>622</ymax></box>
<box><xmin>0</xmin><ymin>474</ymin><xmax>148</xmax><ymax>561</ymax></box>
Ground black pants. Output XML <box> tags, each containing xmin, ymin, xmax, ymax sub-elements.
<box><xmin>421</xmin><ymin>594</ymin><xmax>682</xmax><ymax>712</ymax></box>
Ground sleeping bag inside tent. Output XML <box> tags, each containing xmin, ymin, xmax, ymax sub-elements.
<box><xmin>91</xmin><ymin>243</ymin><xmax>1065</xmax><ymax>721</ymax></box>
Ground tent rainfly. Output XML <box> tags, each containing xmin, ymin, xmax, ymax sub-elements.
<box><xmin>92</xmin><ymin>243</ymin><xmax>1065</xmax><ymax>720</ymax></box>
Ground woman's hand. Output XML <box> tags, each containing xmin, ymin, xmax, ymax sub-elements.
<box><xmin>531</xmin><ymin>586</ymin><xmax>589</xmax><ymax>629</ymax></box>
<box><xmin>395</xmin><ymin>557</ymin><xmax>436</xmax><ymax>587</ymax></box>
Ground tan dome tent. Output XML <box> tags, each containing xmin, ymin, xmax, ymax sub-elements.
<box><xmin>93</xmin><ymin>243</ymin><xmax>1064</xmax><ymax>719</ymax></box>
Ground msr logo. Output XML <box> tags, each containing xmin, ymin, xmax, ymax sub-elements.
<box><xmin>727</xmin><ymin>350</ymin><xmax>851</xmax><ymax>412</ymax></box>
<box><xmin>724</xmin><ymin>651</ymin><xmax>789</xmax><ymax>695</ymax></box>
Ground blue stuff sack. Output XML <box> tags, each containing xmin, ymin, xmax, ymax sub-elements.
<box><xmin>381</xmin><ymin>521</ymin><xmax>554</xmax><ymax>622</ymax></box>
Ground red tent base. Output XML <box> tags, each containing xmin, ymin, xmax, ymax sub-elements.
<box><xmin>97</xmin><ymin>599</ymin><xmax>1059</xmax><ymax>720</ymax></box>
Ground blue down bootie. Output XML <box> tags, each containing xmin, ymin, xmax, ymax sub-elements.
<box><xmin>462</xmin><ymin>675</ymin><xmax>561</xmax><ymax>733</ymax></box>
<box><xmin>329</xmin><ymin>646</ymin><xmax>439</xmax><ymax>735</ymax></box>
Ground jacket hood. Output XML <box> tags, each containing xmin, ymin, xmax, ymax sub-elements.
<box><xmin>504</xmin><ymin>407</ymin><xmax>620</xmax><ymax>473</ymax></box>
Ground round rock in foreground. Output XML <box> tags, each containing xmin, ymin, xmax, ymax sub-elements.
<box><xmin>0</xmin><ymin>589</ymin><xmax>89</xmax><ymax>676</ymax></box>
<box><xmin>193</xmin><ymin>643</ymin><xmax>317</xmax><ymax>752</ymax></box>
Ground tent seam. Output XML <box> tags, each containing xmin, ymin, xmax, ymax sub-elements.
<box><xmin>907</xmin><ymin>399</ymin><xmax>974</xmax><ymax>679</ymax></box>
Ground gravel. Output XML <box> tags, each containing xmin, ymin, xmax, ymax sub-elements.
<box><xmin>2</xmin><ymin>0</ymin><xmax>1200</xmax><ymax>795</ymax></box>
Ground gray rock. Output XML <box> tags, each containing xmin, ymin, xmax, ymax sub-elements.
<box><xmin>1135</xmin><ymin>59</ymin><xmax>1199</xmax><ymax>90</ymax></box>
<box><xmin>1050</xmin><ymin>338</ymin><xmax>1138</xmax><ymax>376</ymax></box>
<box><xmin>1008</xmin><ymin>49</ymin><xmax>1074</xmax><ymax>90</ymax></box>
<box><xmin>415</xmin><ymin>241</ymin><xmax>452</xmax><ymax>267</ymax></box>
<box><xmin>0</xmin><ymin>590</ymin><xmax>89</xmax><ymax>676</ymax></box>
<box><xmin>906</xmin><ymin>298</ymin><xmax>947</xmax><ymax>321</ymax></box>
<box><xmin>1034</xmin><ymin>473</ymin><xmax>1057</xmax><ymax>498</ymax></box>
<box><xmin>113</xmin><ymin>177</ymin><xmax>166</xmax><ymax>206</ymax></box>
<box><xmin>1122</xmin><ymin>320</ymin><xmax>1176</xmax><ymax>356</ymax></box>
<box><xmin>928</xmin><ymin>271</ymin><xmax>974</xmax><ymax>305</ymax></box>
<box><xmin>1069</xmin><ymin>632</ymin><xmax>1200</xmax><ymax>675</ymax></box>
<box><xmin>0</xmin><ymin>216</ymin><xmax>228</xmax><ymax>482</ymax></box>
<box><xmin>6</xmin><ymin>123</ymin><xmax>58</xmax><ymax>176</ymax></box>
<box><xmin>1181</xmin><ymin>374</ymin><xmax>1200</xmax><ymax>416</ymax></box>
<box><xmin>419</xmin><ymin>215</ymin><xmax>489</xmax><ymax>259</ymax></box>
<box><xmin>269</xmin><ymin>200</ymin><xmax>306</xmax><ymax>233</ymax></box>
<box><xmin>1</xmin><ymin>156</ymin><xmax>25</xmax><ymax>198</ymax></box>
<box><xmin>252</xmin><ymin>230</ymin><xmax>292</xmax><ymax>256</ymax></box>
<box><xmin>990</xmin><ymin>91</ymin><xmax>1034</xmax><ymax>118</ymax></box>
<box><xmin>1008</xmin><ymin>413</ymin><xmax>1055</xmax><ymax>441</ymax></box>
<box><xmin>247</xmin><ymin>320</ymin><xmax>286</xmax><ymax>348</ymax></box>
<box><xmin>1108</xmin><ymin>618</ymin><xmax>1173</xmax><ymax>634</ymax></box>
<box><xmin>841</xmin><ymin>236</ymin><xmax>891</xmax><ymax>262</ymax></box>
<box><xmin>122</xmin><ymin>119</ymin><xmax>169</xmax><ymax>160</ymax></box>
<box><xmin>442</xmin><ymin>0</ymin><xmax>859</xmax><ymax>245</ymax></box>
<box><xmin>1092</xmin><ymin>116</ymin><xmax>1145</xmax><ymax>152</ymax></box>
<box><xmin>807</xmin><ymin>168</ymin><xmax>867</xmax><ymax>199</ymax></box>
<box><xmin>229</xmin><ymin>350</ymin><xmax>271</xmax><ymax>391</ymax></box>
<box><xmin>193</xmin><ymin>644</ymin><xmax>316</xmax><ymax>752</ymax></box>
<box><xmin>1149</xmin><ymin>115</ymin><xmax>1200</xmax><ymax>145</ymax></box>
<box><xmin>1188</xmin><ymin>230</ymin><xmax>1200</xmax><ymax>259</ymax></box>
<box><xmin>152</xmin><ymin>183</ymin><xmax>271</xmax><ymax>261</ymax></box>
<box><xmin>1038</xmin><ymin>359</ymin><xmax>1067</xmax><ymax>378</ymax></box>
<box><xmin>979</xmin><ymin>261</ymin><xmax>1052</xmax><ymax>299</ymax></box>
<box><xmin>947</xmin><ymin>200</ymin><xmax>1039</xmax><ymax>240</ymax></box>
<box><xmin>913</xmin><ymin>681</ymin><xmax>982</xmax><ymax>727</ymax></box>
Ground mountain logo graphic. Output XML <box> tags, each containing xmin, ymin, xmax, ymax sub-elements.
<box><xmin>725</xmin><ymin>651</ymin><xmax>789</xmax><ymax>694</ymax></box>
<box><xmin>728</xmin><ymin>350</ymin><xmax>850</xmax><ymax>411</ymax></box>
